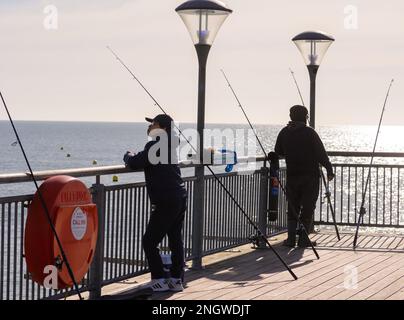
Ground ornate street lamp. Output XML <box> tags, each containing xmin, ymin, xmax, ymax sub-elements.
<box><xmin>292</xmin><ymin>31</ymin><xmax>334</xmax><ymax>128</ymax></box>
<box><xmin>176</xmin><ymin>0</ymin><xmax>232</xmax><ymax>268</ymax></box>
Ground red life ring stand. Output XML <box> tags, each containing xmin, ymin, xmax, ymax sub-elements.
<box><xmin>24</xmin><ymin>175</ymin><xmax>98</xmax><ymax>290</ymax></box>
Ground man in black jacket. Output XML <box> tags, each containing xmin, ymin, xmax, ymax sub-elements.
<box><xmin>124</xmin><ymin>114</ymin><xmax>187</xmax><ymax>292</ymax></box>
<box><xmin>275</xmin><ymin>105</ymin><xmax>334</xmax><ymax>247</ymax></box>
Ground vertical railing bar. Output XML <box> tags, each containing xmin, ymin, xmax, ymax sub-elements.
<box><xmin>236</xmin><ymin>174</ymin><xmax>240</xmax><ymax>244</ymax></box>
<box><xmin>131</xmin><ymin>187</ymin><xmax>137</xmax><ymax>274</ymax></box>
<box><xmin>383</xmin><ymin>167</ymin><xmax>386</xmax><ymax>226</ymax></box>
<box><xmin>107</xmin><ymin>189</ymin><xmax>113</xmax><ymax>280</ymax></box>
<box><xmin>124</xmin><ymin>188</ymin><xmax>129</xmax><ymax>275</ymax></box>
<box><xmin>333</xmin><ymin>166</ymin><xmax>337</xmax><ymax>224</ymax></box>
<box><xmin>7</xmin><ymin>202</ymin><xmax>11</xmax><ymax>300</ymax></box>
<box><xmin>209</xmin><ymin>177</ymin><xmax>215</xmax><ymax>252</ymax></box>
<box><xmin>113</xmin><ymin>189</ymin><xmax>119</xmax><ymax>279</ymax></box>
<box><xmin>143</xmin><ymin>187</ymin><xmax>149</xmax><ymax>272</ymax></box>
<box><xmin>0</xmin><ymin>203</ymin><xmax>4</xmax><ymax>300</ymax></box>
<box><xmin>216</xmin><ymin>176</ymin><xmax>222</xmax><ymax>250</ymax></box>
<box><xmin>369</xmin><ymin>167</ymin><xmax>372</xmax><ymax>225</ymax></box>
<box><xmin>225</xmin><ymin>175</ymin><xmax>231</xmax><ymax>248</ymax></box>
<box><xmin>129</xmin><ymin>187</ymin><xmax>134</xmax><ymax>275</ymax></box>
<box><xmin>230</xmin><ymin>174</ymin><xmax>236</xmax><ymax>245</ymax></box>
<box><xmin>209</xmin><ymin>177</ymin><xmax>214</xmax><ymax>252</ymax></box>
<box><xmin>19</xmin><ymin>201</ymin><xmax>25</xmax><ymax>300</ymax></box>
<box><xmin>221</xmin><ymin>176</ymin><xmax>227</xmax><ymax>248</ymax></box>
<box><xmin>227</xmin><ymin>175</ymin><xmax>232</xmax><ymax>247</ymax></box>
<box><xmin>340</xmin><ymin>167</ymin><xmax>343</xmax><ymax>226</ymax></box>
<box><xmin>188</xmin><ymin>181</ymin><xmax>193</xmax><ymax>258</ymax></box>
<box><xmin>390</xmin><ymin>168</ymin><xmax>393</xmax><ymax>225</ymax></box>
<box><xmin>397</xmin><ymin>168</ymin><xmax>400</xmax><ymax>226</ymax></box>
<box><xmin>376</xmin><ymin>168</ymin><xmax>379</xmax><ymax>225</ymax></box>
<box><xmin>135</xmin><ymin>187</ymin><xmax>141</xmax><ymax>273</ymax></box>
<box><xmin>347</xmin><ymin>166</ymin><xmax>351</xmax><ymax>224</ymax></box>
<box><xmin>119</xmin><ymin>188</ymin><xmax>125</xmax><ymax>277</ymax></box>
<box><xmin>202</xmin><ymin>178</ymin><xmax>208</xmax><ymax>252</ymax></box>
<box><xmin>354</xmin><ymin>166</ymin><xmax>358</xmax><ymax>224</ymax></box>
<box><xmin>105</xmin><ymin>190</ymin><xmax>111</xmax><ymax>280</ymax></box>
<box><xmin>13</xmin><ymin>201</ymin><xmax>18</xmax><ymax>300</ymax></box>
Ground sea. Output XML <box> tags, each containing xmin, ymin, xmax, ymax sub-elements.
<box><xmin>1</xmin><ymin>120</ymin><xmax>404</xmax><ymax>197</ymax></box>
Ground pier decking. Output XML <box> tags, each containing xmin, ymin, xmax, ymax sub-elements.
<box><xmin>99</xmin><ymin>232</ymin><xmax>404</xmax><ymax>300</ymax></box>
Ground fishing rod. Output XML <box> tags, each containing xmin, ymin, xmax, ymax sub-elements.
<box><xmin>0</xmin><ymin>91</ymin><xmax>83</xmax><ymax>299</ymax></box>
<box><xmin>289</xmin><ymin>68</ymin><xmax>340</xmax><ymax>241</ymax></box>
<box><xmin>353</xmin><ymin>79</ymin><xmax>394</xmax><ymax>249</ymax></box>
<box><xmin>221</xmin><ymin>69</ymin><xmax>319</xmax><ymax>259</ymax></box>
<box><xmin>107</xmin><ymin>46</ymin><xmax>298</xmax><ymax>280</ymax></box>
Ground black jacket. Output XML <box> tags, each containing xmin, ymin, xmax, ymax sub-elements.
<box><xmin>275</xmin><ymin>121</ymin><xmax>333</xmax><ymax>177</ymax></box>
<box><xmin>124</xmin><ymin>139</ymin><xmax>187</xmax><ymax>203</ymax></box>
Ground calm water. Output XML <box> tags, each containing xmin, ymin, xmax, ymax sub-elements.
<box><xmin>1</xmin><ymin>121</ymin><xmax>404</xmax><ymax>197</ymax></box>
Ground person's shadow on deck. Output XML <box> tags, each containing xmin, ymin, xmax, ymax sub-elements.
<box><xmin>201</xmin><ymin>242</ymin><xmax>314</xmax><ymax>284</ymax></box>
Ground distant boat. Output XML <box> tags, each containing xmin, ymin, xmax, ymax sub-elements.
<box><xmin>11</xmin><ymin>141</ymin><xmax>18</xmax><ymax>147</ymax></box>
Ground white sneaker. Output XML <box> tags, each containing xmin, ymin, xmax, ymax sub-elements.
<box><xmin>138</xmin><ymin>278</ymin><xmax>170</xmax><ymax>292</ymax></box>
<box><xmin>168</xmin><ymin>278</ymin><xmax>184</xmax><ymax>292</ymax></box>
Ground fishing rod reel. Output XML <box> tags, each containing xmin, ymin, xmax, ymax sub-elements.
<box><xmin>248</xmin><ymin>234</ymin><xmax>261</xmax><ymax>248</ymax></box>
<box><xmin>186</xmin><ymin>147</ymin><xmax>237</xmax><ymax>173</ymax></box>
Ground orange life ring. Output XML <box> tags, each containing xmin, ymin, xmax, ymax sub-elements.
<box><xmin>24</xmin><ymin>175</ymin><xmax>98</xmax><ymax>290</ymax></box>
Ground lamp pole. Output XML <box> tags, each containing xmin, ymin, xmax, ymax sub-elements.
<box><xmin>176</xmin><ymin>0</ymin><xmax>232</xmax><ymax>269</ymax></box>
<box><xmin>193</xmin><ymin>44</ymin><xmax>210</xmax><ymax>269</ymax></box>
<box><xmin>308</xmin><ymin>65</ymin><xmax>318</xmax><ymax>128</ymax></box>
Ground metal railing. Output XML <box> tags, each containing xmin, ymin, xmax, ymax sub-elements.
<box><xmin>2</xmin><ymin>151</ymin><xmax>404</xmax><ymax>300</ymax></box>
<box><xmin>316</xmin><ymin>152</ymin><xmax>404</xmax><ymax>228</ymax></box>
<box><xmin>0</xmin><ymin>156</ymin><xmax>288</xmax><ymax>300</ymax></box>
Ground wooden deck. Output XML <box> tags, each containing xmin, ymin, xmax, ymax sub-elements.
<box><xmin>91</xmin><ymin>232</ymin><xmax>404</xmax><ymax>300</ymax></box>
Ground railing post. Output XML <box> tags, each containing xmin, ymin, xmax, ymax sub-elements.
<box><xmin>89</xmin><ymin>183</ymin><xmax>106</xmax><ymax>300</ymax></box>
<box><xmin>258</xmin><ymin>166</ymin><xmax>269</xmax><ymax>248</ymax></box>
<box><xmin>191</xmin><ymin>167</ymin><xmax>205</xmax><ymax>269</ymax></box>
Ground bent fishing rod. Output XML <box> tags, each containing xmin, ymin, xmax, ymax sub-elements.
<box><xmin>107</xmin><ymin>46</ymin><xmax>298</xmax><ymax>280</ymax></box>
<box><xmin>221</xmin><ymin>69</ymin><xmax>319</xmax><ymax>259</ymax></box>
<box><xmin>0</xmin><ymin>91</ymin><xmax>83</xmax><ymax>299</ymax></box>
<box><xmin>353</xmin><ymin>79</ymin><xmax>394</xmax><ymax>249</ymax></box>
<box><xmin>289</xmin><ymin>68</ymin><xmax>340</xmax><ymax>241</ymax></box>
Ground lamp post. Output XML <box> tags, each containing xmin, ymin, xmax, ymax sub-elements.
<box><xmin>292</xmin><ymin>31</ymin><xmax>334</xmax><ymax>129</ymax></box>
<box><xmin>176</xmin><ymin>0</ymin><xmax>232</xmax><ymax>268</ymax></box>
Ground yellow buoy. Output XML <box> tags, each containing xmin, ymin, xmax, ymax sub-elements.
<box><xmin>92</xmin><ymin>160</ymin><xmax>98</xmax><ymax>165</ymax></box>
<box><xmin>112</xmin><ymin>176</ymin><xmax>118</xmax><ymax>182</ymax></box>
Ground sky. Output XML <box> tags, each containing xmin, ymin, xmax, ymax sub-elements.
<box><xmin>0</xmin><ymin>0</ymin><xmax>403</xmax><ymax>126</ymax></box>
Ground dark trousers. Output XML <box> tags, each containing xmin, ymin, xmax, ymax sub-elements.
<box><xmin>142</xmin><ymin>196</ymin><xmax>187</xmax><ymax>279</ymax></box>
<box><xmin>286</xmin><ymin>175</ymin><xmax>320</xmax><ymax>232</ymax></box>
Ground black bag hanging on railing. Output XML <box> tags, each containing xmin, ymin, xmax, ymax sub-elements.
<box><xmin>268</xmin><ymin>152</ymin><xmax>280</xmax><ymax>221</ymax></box>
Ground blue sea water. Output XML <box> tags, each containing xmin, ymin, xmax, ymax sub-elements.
<box><xmin>1</xmin><ymin>121</ymin><xmax>404</xmax><ymax>197</ymax></box>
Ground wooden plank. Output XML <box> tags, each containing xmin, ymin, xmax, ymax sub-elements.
<box><xmin>317</xmin><ymin>253</ymin><xmax>402</xmax><ymax>300</ymax></box>
<box><xmin>348</xmin><ymin>262</ymin><xmax>404</xmax><ymax>300</ymax></box>
<box><xmin>395</xmin><ymin>237</ymin><xmax>404</xmax><ymax>250</ymax></box>
<box><xmin>361</xmin><ymin>235</ymin><xmax>381</xmax><ymax>249</ymax></box>
<box><xmin>367</xmin><ymin>274</ymin><xmax>404</xmax><ymax>300</ymax></box>
<box><xmin>255</xmin><ymin>252</ymin><xmax>372</xmax><ymax>300</ymax></box>
<box><xmin>372</xmin><ymin>236</ymin><xmax>390</xmax><ymax>249</ymax></box>
<box><xmin>334</xmin><ymin>234</ymin><xmax>354</xmax><ymax>248</ymax></box>
<box><xmin>174</xmin><ymin>247</ymin><xmax>324</xmax><ymax>300</ymax></box>
<box><xmin>96</xmin><ymin>233</ymin><xmax>404</xmax><ymax>301</ymax></box>
<box><xmin>385</xmin><ymin>289</ymin><xmax>404</xmax><ymax>300</ymax></box>
<box><xmin>345</xmin><ymin>255</ymin><xmax>404</xmax><ymax>300</ymax></box>
<box><xmin>389</xmin><ymin>237</ymin><xmax>403</xmax><ymax>250</ymax></box>
<box><xmin>379</xmin><ymin>236</ymin><xmax>397</xmax><ymax>249</ymax></box>
<box><xmin>299</xmin><ymin>253</ymin><xmax>394</xmax><ymax>300</ymax></box>
<box><xmin>269</xmin><ymin>250</ymin><xmax>390</xmax><ymax>300</ymax></box>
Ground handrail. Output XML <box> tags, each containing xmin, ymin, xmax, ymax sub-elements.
<box><xmin>0</xmin><ymin>155</ymin><xmax>266</xmax><ymax>184</ymax></box>
<box><xmin>1</xmin><ymin>152</ymin><xmax>403</xmax><ymax>185</ymax></box>
<box><xmin>327</xmin><ymin>151</ymin><xmax>404</xmax><ymax>158</ymax></box>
